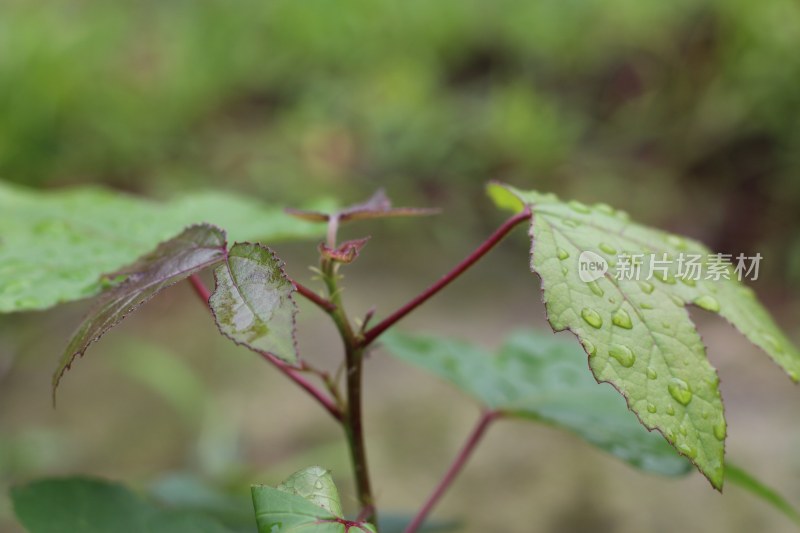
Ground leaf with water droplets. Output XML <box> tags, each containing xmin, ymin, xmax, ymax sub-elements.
<box><xmin>251</xmin><ymin>467</ymin><xmax>376</xmax><ymax>533</ymax></box>
<box><xmin>209</xmin><ymin>243</ymin><xmax>298</xmax><ymax>364</ymax></box>
<box><xmin>0</xmin><ymin>181</ymin><xmax>330</xmax><ymax>313</ymax></box>
<box><xmin>53</xmin><ymin>225</ymin><xmax>228</xmax><ymax>397</ymax></box>
<box><xmin>488</xmin><ymin>182</ymin><xmax>800</xmax><ymax>489</ymax></box>
<box><xmin>381</xmin><ymin>329</ymin><xmax>691</xmax><ymax>476</ymax></box>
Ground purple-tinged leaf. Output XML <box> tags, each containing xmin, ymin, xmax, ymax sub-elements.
<box><xmin>53</xmin><ymin>224</ymin><xmax>227</xmax><ymax>397</ymax></box>
<box><xmin>318</xmin><ymin>237</ymin><xmax>370</xmax><ymax>264</ymax></box>
<box><xmin>285</xmin><ymin>189</ymin><xmax>440</xmax><ymax>223</ymax></box>
<box><xmin>209</xmin><ymin>243</ymin><xmax>298</xmax><ymax>364</ymax></box>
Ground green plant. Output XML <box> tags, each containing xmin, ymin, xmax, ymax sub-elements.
<box><xmin>2</xmin><ymin>180</ymin><xmax>799</xmax><ymax>531</ymax></box>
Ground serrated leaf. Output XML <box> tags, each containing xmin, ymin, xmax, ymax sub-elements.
<box><xmin>0</xmin><ymin>182</ymin><xmax>328</xmax><ymax>312</ymax></box>
<box><xmin>251</xmin><ymin>467</ymin><xmax>376</xmax><ymax>533</ymax></box>
<box><xmin>382</xmin><ymin>329</ymin><xmax>691</xmax><ymax>477</ymax></box>
<box><xmin>209</xmin><ymin>243</ymin><xmax>298</xmax><ymax>364</ymax></box>
<box><xmin>53</xmin><ymin>224</ymin><xmax>227</xmax><ymax>395</ymax></box>
<box><xmin>286</xmin><ymin>189</ymin><xmax>440</xmax><ymax>223</ymax></box>
<box><xmin>726</xmin><ymin>463</ymin><xmax>800</xmax><ymax>524</ymax></box>
<box><xmin>488</xmin><ymin>182</ymin><xmax>800</xmax><ymax>489</ymax></box>
<box><xmin>11</xmin><ymin>477</ymin><xmax>235</xmax><ymax>533</ymax></box>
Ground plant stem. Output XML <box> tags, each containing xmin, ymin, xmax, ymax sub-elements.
<box><xmin>404</xmin><ymin>411</ymin><xmax>500</xmax><ymax>533</ymax></box>
<box><xmin>258</xmin><ymin>351</ymin><xmax>343</xmax><ymax>422</ymax></box>
<box><xmin>188</xmin><ymin>274</ymin><xmax>211</xmax><ymax>303</ymax></box>
<box><xmin>293</xmin><ymin>281</ymin><xmax>337</xmax><ymax>312</ymax></box>
<box><xmin>321</xmin><ymin>257</ymin><xmax>378</xmax><ymax>525</ymax></box>
<box><xmin>186</xmin><ymin>274</ymin><xmax>343</xmax><ymax>422</ymax></box>
<box><xmin>361</xmin><ymin>209</ymin><xmax>531</xmax><ymax>346</ymax></box>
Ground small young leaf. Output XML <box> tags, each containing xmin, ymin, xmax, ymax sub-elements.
<box><xmin>286</xmin><ymin>189</ymin><xmax>440</xmax><ymax>223</ymax></box>
<box><xmin>53</xmin><ymin>225</ymin><xmax>227</xmax><ymax>396</ymax></box>
<box><xmin>487</xmin><ymin>182</ymin><xmax>800</xmax><ymax>489</ymax></box>
<box><xmin>725</xmin><ymin>463</ymin><xmax>800</xmax><ymax>524</ymax></box>
<box><xmin>319</xmin><ymin>237</ymin><xmax>370</xmax><ymax>264</ymax></box>
<box><xmin>209</xmin><ymin>243</ymin><xmax>298</xmax><ymax>364</ymax></box>
<box><xmin>0</xmin><ymin>182</ymin><xmax>328</xmax><ymax>312</ymax></box>
<box><xmin>381</xmin><ymin>329</ymin><xmax>691</xmax><ymax>476</ymax></box>
<box><xmin>251</xmin><ymin>467</ymin><xmax>376</xmax><ymax>533</ymax></box>
<box><xmin>11</xmin><ymin>477</ymin><xmax>235</xmax><ymax>533</ymax></box>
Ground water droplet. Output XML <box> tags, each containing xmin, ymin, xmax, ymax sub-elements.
<box><xmin>562</xmin><ymin>266</ymin><xmax>568</xmax><ymax>275</ymax></box>
<box><xmin>702</xmin><ymin>407</ymin><xmax>710</xmax><ymax>419</ymax></box>
<box><xmin>594</xmin><ymin>203</ymin><xmax>615</xmax><ymax>216</ymax></box>
<box><xmin>564</xmin><ymin>219</ymin><xmax>581</xmax><ymax>228</ymax></box>
<box><xmin>667</xmin><ymin>378</ymin><xmax>693</xmax><ymax>406</ymax></box>
<box><xmin>679</xmin><ymin>424</ymin><xmax>688</xmax><ymax>436</ymax></box>
<box><xmin>761</xmin><ymin>332</ymin><xmax>785</xmax><ymax>354</ymax></box>
<box><xmin>666</xmin><ymin>404</ymin><xmax>675</xmax><ymax>416</ymax></box>
<box><xmin>669</xmin><ymin>294</ymin><xmax>684</xmax><ymax>307</ymax></box>
<box><xmin>612</xmin><ymin>308</ymin><xmax>633</xmax><ymax>329</ymax></box>
<box><xmin>679</xmin><ymin>276</ymin><xmax>696</xmax><ymax>287</ymax></box>
<box><xmin>608</xmin><ymin>344</ymin><xmax>636</xmax><ymax>367</ymax></box>
<box><xmin>640</xmin><ymin>302</ymin><xmax>654</xmax><ymax>310</ymax></box>
<box><xmin>582</xmin><ymin>339</ymin><xmax>597</xmax><ymax>356</ymax></box>
<box><xmin>789</xmin><ymin>370</ymin><xmax>798</xmax><ymax>382</ymax></box>
<box><xmin>647</xmin><ymin>403</ymin><xmax>657</xmax><ymax>414</ymax></box>
<box><xmin>557</xmin><ymin>248</ymin><xmax>569</xmax><ymax>260</ymax></box>
<box><xmin>638</xmin><ymin>281</ymin><xmax>655</xmax><ymax>294</ymax></box>
<box><xmin>666</xmin><ymin>429</ymin><xmax>676</xmax><ymax>440</ymax></box>
<box><xmin>713</xmin><ymin>419</ymin><xmax>727</xmax><ymax>441</ymax></box>
<box><xmin>693</xmin><ymin>295</ymin><xmax>720</xmax><ymax>312</ymax></box>
<box><xmin>666</xmin><ymin>234</ymin><xmax>688</xmax><ymax>250</ymax></box>
<box><xmin>314</xmin><ymin>480</ymin><xmax>324</xmax><ymax>489</ymax></box>
<box><xmin>646</xmin><ymin>367</ymin><xmax>658</xmax><ymax>380</ymax></box>
<box><xmin>587</xmin><ymin>281</ymin><xmax>604</xmax><ymax>297</ymax></box>
<box><xmin>662</xmin><ymin>322</ymin><xmax>671</xmax><ymax>329</ymax></box>
<box><xmin>581</xmin><ymin>308</ymin><xmax>603</xmax><ymax>329</ymax></box>
<box><xmin>678</xmin><ymin>443</ymin><xmax>697</xmax><ymax>459</ymax></box>
<box><xmin>569</xmin><ymin>200</ymin><xmax>590</xmax><ymax>214</ymax></box>
<box><xmin>599</xmin><ymin>242</ymin><xmax>617</xmax><ymax>255</ymax></box>
<box><xmin>655</xmin><ymin>270</ymin><xmax>677</xmax><ymax>284</ymax></box>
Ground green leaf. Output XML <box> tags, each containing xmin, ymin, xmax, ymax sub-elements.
<box><xmin>251</xmin><ymin>466</ymin><xmax>376</xmax><ymax>533</ymax></box>
<box><xmin>53</xmin><ymin>224</ymin><xmax>227</xmax><ymax>396</ymax></box>
<box><xmin>725</xmin><ymin>463</ymin><xmax>800</xmax><ymax>525</ymax></box>
<box><xmin>11</xmin><ymin>477</ymin><xmax>235</xmax><ymax>533</ymax></box>
<box><xmin>0</xmin><ymin>182</ymin><xmax>327</xmax><ymax>313</ymax></box>
<box><xmin>209</xmin><ymin>242</ymin><xmax>298</xmax><ymax>364</ymax></box>
<box><xmin>488</xmin><ymin>182</ymin><xmax>800</xmax><ymax>489</ymax></box>
<box><xmin>381</xmin><ymin>329</ymin><xmax>691</xmax><ymax>477</ymax></box>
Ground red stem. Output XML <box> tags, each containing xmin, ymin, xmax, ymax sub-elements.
<box><xmin>404</xmin><ymin>411</ymin><xmax>500</xmax><ymax>533</ymax></box>
<box><xmin>361</xmin><ymin>209</ymin><xmax>531</xmax><ymax>346</ymax></box>
<box><xmin>186</xmin><ymin>275</ymin><xmax>343</xmax><ymax>422</ymax></box>
<box><xmin>189</xmin><ymin>274</ymin><xmax>211</xmax><ymax>303</ymax></box>
<box><xmin>258</xmin><ymin>352</ymin><xmax>343</xmax><ymax>423</ymax></box>
<box><xmin>294</xmin><ymin>281</ymin><xmax>337</xmax><ymax>312</ymax></box>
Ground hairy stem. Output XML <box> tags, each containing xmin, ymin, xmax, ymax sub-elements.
<box><xmin>361</xmin><ymin>209</ymin><xmax>531</xmax><ymax>346</ymax></box>
<box><xmin>186</xmin><ymin>274</ymin><xmax>342</xmax><ymax>422</ymax></box>
<box><xmin>404</xmin><ymin>411</ymin><xmax>500</xmax><ymax>533</ymax></box>
<box><xmin>321</xmin><ymin>256</ymin><xmax>378</xmax><ymax>525</ymax></box>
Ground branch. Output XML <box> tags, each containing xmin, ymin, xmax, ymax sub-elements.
<box><xmin>361</xmin><ymin>209</ymin><xmax>531</xmax><ymax>346</ymax></box>
<box><xmin>293</xmin><ymin>281</ymin><xmax>337</xmax><ymax>313</ymax></box>
<box><xmin>186</xmin><ymin>274</ymin><xmax>343</xmax><ymax>422</ymax></box>
<box><xmin>259</xmin><ymin>351</ymin><xmax>343</xmax><ymax>423</ymax></box>
<box><xmin>404</xmin><ymin>411</ymin><xmax>500</xmax><ymax>533</ymax></box>
<box><xmin>188</xmin><ymin>274</ymin><xmax>211</xmax><ymax>303</ymax></box>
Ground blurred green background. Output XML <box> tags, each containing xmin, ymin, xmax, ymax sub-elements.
<box><xmin>1</xmin><ymin>0</ymin><xmax>799</xmax><ymax>531</ymax></box>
